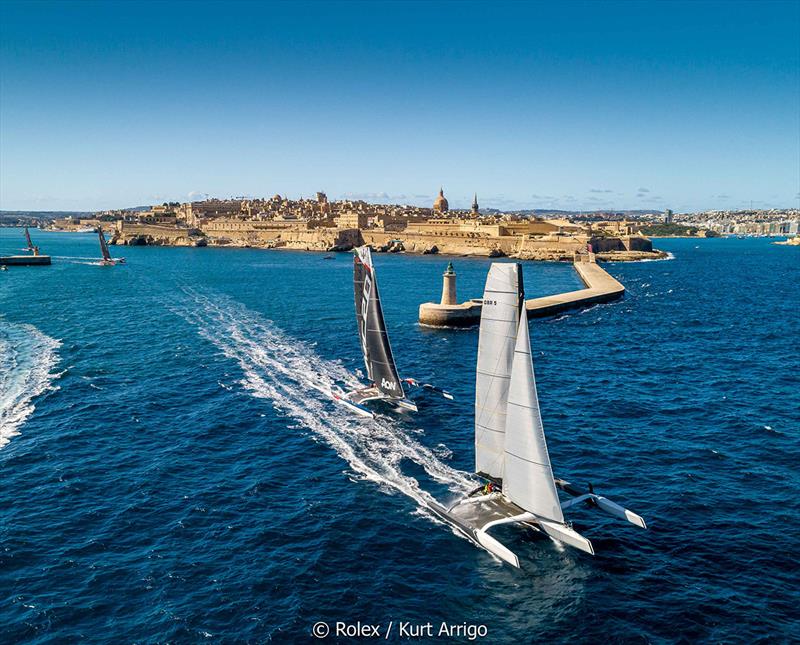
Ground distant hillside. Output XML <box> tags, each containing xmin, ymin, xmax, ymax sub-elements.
<box><xmin>640</xmin><ymin>222</ymin><xmax>719</xmax><ymax>237</ymax></box>
<box><xmin>0</xmin><ymin>210</ymin><xmax>93</xmax><ymax>226</ymax></box>
<box><xmin>119</xmin><ymin>206</ymin><xmax>151</xmax><ymax>212</ymax></box>
<box><xmin>1</xmin><ymin>210</ymin><xmax>92</xmax><ymax>219</ymax></box>
<box><xmin>506</xmin><ymin>209</ymin><xmax>661</xmax><ymax>219</ymax></box>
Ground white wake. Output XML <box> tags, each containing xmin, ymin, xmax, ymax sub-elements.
<box><xmin>0</xmin><ymin>320</ymin><xmax>62</xmax><ymax>449</ymax></box>
<box><xmin>171</xmin><ymin>288</ymin><xmax>475</xmax><ymax>513</ymax></box>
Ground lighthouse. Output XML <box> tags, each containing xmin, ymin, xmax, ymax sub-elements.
<box><xmin>441</xmin><ymin>262</ymin><xmax>457</xmax><ymax>305</ymax></box>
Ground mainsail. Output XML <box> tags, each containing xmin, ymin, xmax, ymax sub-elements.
<box><xmin>24</xmin><ymin>227</ymin><xmax>33</xmax><ymax>250</ymax></box>
<box><xmin>428</xmin><ymin>261</ymin><xmax>646</xmax><ymax>564</ymax></box>
<box><xmin>97</xmin><ymin>227</ymin><xmax>111</xmax><ymax>261</ymax></box>
<box><xmin>503</xmin><ymin>310</ymin><xmax>564</xmax><ymax>522</ymax></box>
<box><xmin>474</xmin><ymin>263</ymin><xmax>524</xmax><ymax>480</ymax></box>
<box><xmin>353</xmin><ymin>246</ymin><xmax>404</xmax><ymax>399</ymax></box>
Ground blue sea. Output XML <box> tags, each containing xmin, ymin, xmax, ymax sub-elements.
<box><xmin>1</xmin><ymin>229</ymin><xmax>798</xmax><ymax>643</ymax></box>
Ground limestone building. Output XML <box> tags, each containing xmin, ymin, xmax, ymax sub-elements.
<box><xmin>433</xmin><ymin>187</ymin><xmax>449</xmax><ymax>213</ymax></box>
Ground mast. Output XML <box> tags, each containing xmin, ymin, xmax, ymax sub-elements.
<box><xmin>474</xmin><ymin>263</ymin><xmax>524</xmax><ymax>480</ymax></box>
<box><xmin>353</xmin><ymin>246</ymin><xmax>405</xmax><ymax>399</ymax></box>
<box><xmin>502</xmin><ymin>310</ymin><xmax>564</xmax><ymax>522</ymax></box>
<box><xmin>24</xmin><ymin>227</ymin><xmax>33</xmax><ymax>250</ymax></box>
<box><xmin>96</xmin><ymin>227</ymin><xmax>111</xmax><ymax>261</ymax></box>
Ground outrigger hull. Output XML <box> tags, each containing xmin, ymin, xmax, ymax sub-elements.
<box><xmin>428</xmin><ymin>479</ymin><xmax>645</xmax><ymax>567</ymax></box>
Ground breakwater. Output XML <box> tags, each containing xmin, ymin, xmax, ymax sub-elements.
<box><xmin>418</xmin><ymin>253</ymin><xmax>624</xmax><ymax>327</ymax></box>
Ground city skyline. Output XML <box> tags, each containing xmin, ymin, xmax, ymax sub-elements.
<box><xmin>1</xmin><ymin>0</ymin><xmax>798</xmax><ymax>212</ymax></box>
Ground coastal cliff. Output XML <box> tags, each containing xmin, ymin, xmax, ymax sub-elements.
<box><xmin>109</xmin><ymin>221</ymin><xmax>666</xmax><ymax>261</ymax></box>
<box><xmin>110</xmin><ymin>223</ymin><xmax>207</xmax><ymax>247</ymax></box>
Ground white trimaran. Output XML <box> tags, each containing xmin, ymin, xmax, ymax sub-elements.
<box><xmin>330</xmin><ymin>246</ymin><xmax>452</xmax><ymax>418</ymax></box>
<box><xmin>429</xmin><ymin>262</ymin><xmax>646</xmax><ymax>566</ymax></box>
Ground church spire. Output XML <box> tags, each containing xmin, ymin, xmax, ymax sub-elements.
<box><xmin>471</xmin><ymin>192</ymin><xmax>479</xmax><ymax>214</ymax></box>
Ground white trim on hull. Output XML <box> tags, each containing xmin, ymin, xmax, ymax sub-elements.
<box><xmin>428</xmin><ymin>479</ymin><xmax>645</xmax><ymax>567</ymax></box>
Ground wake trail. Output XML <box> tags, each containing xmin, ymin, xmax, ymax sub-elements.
<box><xmin>169</xmin><ymin>287</ymin><xmax>475</xmax><ymax>516</ymax></box>
<box><xmin>0</xmin><ymin>320</ymin><xmax>62</xmax><ymax>449</ymax></box>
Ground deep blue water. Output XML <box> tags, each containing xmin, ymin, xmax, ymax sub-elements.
<box><xmin>1</xmin><ymin>229</ymin><xmax>798</xmax><ymax>643</ymax></box>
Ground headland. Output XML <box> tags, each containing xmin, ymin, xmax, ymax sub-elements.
<box><xmin>44</xmin><ymin>190</ymin><xmax>668</xmax><ymax>262</ymax></box>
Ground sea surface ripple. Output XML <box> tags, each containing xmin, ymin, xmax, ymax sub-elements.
<box><xmin>0</xmin><ymin>230</ymin><xmax>798</xmax><ymax>643</ymax></box>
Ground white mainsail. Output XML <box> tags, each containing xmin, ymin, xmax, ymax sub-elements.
<box><xmin>502</xmin><ymin>311</ymin><xmax>564</xmax><ymax>523</ymax></box>
<box><xmin>475</xmin><ymin>263</ymin><xmax>523</xmax><ymax>480</ymax></box>
<box><xmin>430</xmin><ymin>263</ymin><xmax>645</xmax><ymax>565</ymax></box>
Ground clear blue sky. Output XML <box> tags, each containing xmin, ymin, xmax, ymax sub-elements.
<box><xmin>1</xmin><ymin>0</ymin><xmax>798</xmax><ymax>212</ymax></box>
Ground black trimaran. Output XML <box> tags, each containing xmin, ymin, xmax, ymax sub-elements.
<box><xmin>96</xmin><ymin>227</ymin><xmax>125</xmax><ymax>265</ymax></box>
<box><xmin>24</xmin><ymin>227</ymin><xmax>34</xmax><ymax>251</ymax></box>
<box><xmin>331</xmin><ymin>246</ymin><xmax>452</xmax><ymax>417</ymax></box>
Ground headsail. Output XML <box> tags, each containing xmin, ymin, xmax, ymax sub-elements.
<box><xmin>353</xmin><ymin>246</ymin><xmax>404</xmax><ymax>399</ymax></box>
<box><xmin>24</xmin><ymin>227</ymin><xmax>34</xmax><ymax>250</ymax></box>
<box><xmin>503</xmin><ymin>311</ymin><xmax>564</xmax><ymax>523</ymax></box>
<box><xmin>97</xmin><ymin>227</ymin><xmax>111</xmax><ymax>261</ymax></box>
<box><xmin>475</xmin><ymin>263</ymin><xmax>524</xmax><ymax>480</ymax></box>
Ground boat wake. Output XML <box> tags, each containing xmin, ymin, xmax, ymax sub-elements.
<box><xmin>639</xmin><ymin>251</ymin><xmax>676</xmax><ymax>262</ymax></box>
<box><xmin>0</xmin><ymin>320</ymin><xmax>61</xmax><ymax>449</ymax></box>
<box><xmin>170</xmin><ymin>288</ymin><xmax>475</xmax><ymax>517</ymax></box>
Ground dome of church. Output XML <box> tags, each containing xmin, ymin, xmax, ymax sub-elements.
<box><xmin>433</xmin><ymin>187</ymin><xmax>449</xmax><ymax>213</ymax></box>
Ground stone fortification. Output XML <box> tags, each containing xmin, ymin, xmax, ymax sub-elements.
<box><xmin>110</xmin><ymin>222</ymin><xmax>206</xmax><ymax>246</ymax></box>
<box><xmin>110</xmin><ymin>220</ymin><xmax>361</xmax><ymax>252</ymax></box>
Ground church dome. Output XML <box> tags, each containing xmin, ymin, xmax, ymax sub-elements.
<box><xmin>433</xmin><ymin>187</ymin><xmax>449</xmax><ymax>213</ymax></box>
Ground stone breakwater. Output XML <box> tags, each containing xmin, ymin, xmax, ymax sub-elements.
<box><xmin>418</xmin><ymin>255</ymin><xmax>624</xmax><ymax>328</ymax></box>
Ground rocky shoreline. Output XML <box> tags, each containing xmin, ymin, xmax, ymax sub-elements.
<box><xmin>108</xmin><ymin>227</ymin><xmax>666</xmax><ymax>262</ymax></box>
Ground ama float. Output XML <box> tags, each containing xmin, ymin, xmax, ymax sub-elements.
<box><xmin>429</xmin><ymin>262</ymin><xmax>646</xmax><ymax>567</ymax></box>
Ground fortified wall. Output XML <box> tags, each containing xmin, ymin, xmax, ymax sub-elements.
<box><xmin>110</xmin><ymin>222</ymin><xmax>206</xmax><ymax>246</ymax></box>
<box><xmin>110</xmin><ymin>220</ymin><xmax>361</xmax><ymax>252</ymax></box>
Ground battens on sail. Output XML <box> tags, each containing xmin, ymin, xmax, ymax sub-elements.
<box><xmin>502</xmin><ymin>310</ymin><xmax>564</xmax><ymax>523</ymax></box>
<box><xmin>97</xmin><ymin>228</ymin><xmax>111</xmax><ymax>261</ymax></box>
<box><xmin>24</xmin><ymin>227</ymin><xmax>33</xmax><ymax>249</ymax></box>
<box><xmin>353</xmin><ymin>246</ymin><xmax>404</xmax><ymax>399</ymax></box>
<box><xmin>474</xmin><ymin>263</ymin><xmax>524</xmax><ymax>480</ymax></box>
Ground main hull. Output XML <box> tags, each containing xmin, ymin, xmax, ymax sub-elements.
<box><xmin>428</xmin><ymin>478</ymin><xmax>645</xmax><ymax>567</ymax></box>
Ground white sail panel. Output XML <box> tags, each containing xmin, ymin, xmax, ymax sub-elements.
<box><xmin>503</xmin><ymin>312</ymin><xmax>564</xmax><ymax>523</ymax></box>
<box><xmin>475</xmin><ymin>263</ymin><xmax>522</xmax><ymax>480</ymax></box>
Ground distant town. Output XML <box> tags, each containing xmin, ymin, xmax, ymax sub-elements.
<box><xmin>3</xmin><ymin>191</ymin><xmax>799</xmax><ymax>260</ymax></box>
